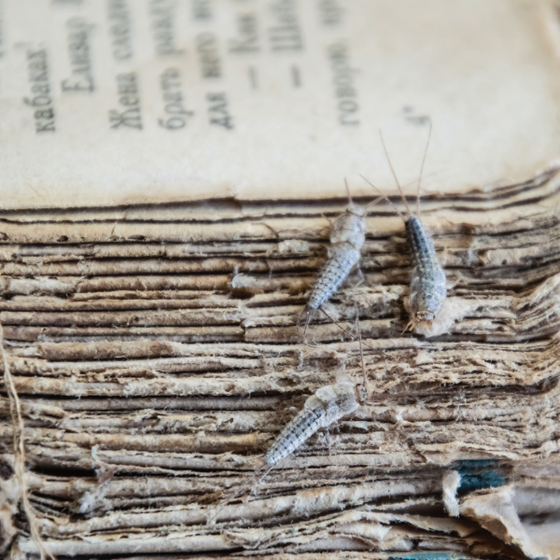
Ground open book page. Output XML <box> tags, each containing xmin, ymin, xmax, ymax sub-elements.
<box><xmin>1</xmin><ymin>0</ymin><xmax>560</xmax><ymax>209</ymax></box>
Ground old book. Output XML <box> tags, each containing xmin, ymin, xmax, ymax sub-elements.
<box><xmin>1</xmin><ymin>0</ymin><xmax>560</xmax><ymax>559</ymax></box>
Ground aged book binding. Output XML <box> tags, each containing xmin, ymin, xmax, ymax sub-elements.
<box><xmin>1</xmin><ymin>1</ymin><xmax>560</xmax><ymax>559</ymax></box>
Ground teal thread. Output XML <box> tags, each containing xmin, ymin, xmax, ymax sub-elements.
<box><xmin>389</xmin><ymin>553</ymin><xmax>475</xmax><ymax>560</ymax></box>
<box><xmin>456</xmin><ymin>460</ymin><xmax>506</xmax><ymax>490</ymax></box>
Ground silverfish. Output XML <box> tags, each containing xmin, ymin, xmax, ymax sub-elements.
<box><xmin>301</xmin><ymin>181</ymin><xmax>380</xmax><ymax>334</ymax></box>
<box><xmin>362</xmin><ymin>124</ymin><xmax>447</xmax><ymax>331</ymax></box>
<box><xmin>207</xmin><ymin>380</ymin><xmax>364</xmax><ymax>523</ymax></box>
<box><xmin>265</xmin><ymin>381</ymin><xmax>362</xmax><ymax>465</ymax></box>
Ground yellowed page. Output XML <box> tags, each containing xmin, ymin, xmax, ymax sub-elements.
<box><xmin>0</xmin><ymin>0</ymin><xmax>559</xmax><ymax>209</ymax></box>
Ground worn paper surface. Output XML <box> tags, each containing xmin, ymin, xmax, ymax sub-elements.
<box><xmin>2</xmin><ymin>204</ymin><xmax>560</xmax><ymax>558</ymax></box>
<box><xmin>1</xmin><ymin>0</ymin><xmax>560</xmax><ymax>209</ymax></box>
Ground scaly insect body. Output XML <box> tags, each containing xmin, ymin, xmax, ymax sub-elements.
<box><xmin>405</xmin><ymin>215</ymin><xmax>447</xmax><ymax>329</ymax></box>
<box><xmin>265</xmin><ymin>382</ymin><xmax>360</xmax><ymax>465</ymax></box>
<box><xmin>362</xmin><ymin>124</ymin><xmax>447</xmax><ymax>331</ymax></box>
<box><xmin>307</xmin><ymin>205</ymin><xmax>366</xmax><ymax>311</ymax></box>
<box><xmin>301</xmin><ymin>182</ymin><xmax>381</xmax><ymax>336</ymax></box>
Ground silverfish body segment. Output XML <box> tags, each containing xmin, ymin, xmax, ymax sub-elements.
<box><xmin>265</xmin><ymin>382</ymin><xmax>359</xmax><ymax>465</ymax></box>
<box><xmin>405</xmin><ymin>215</ymin><xmax>446</xmax><ymax>326</ymax></box>
<box><xmin>308</xmin><ymin>204</ymin><xmax>366</xmax><ymax>310</ymax></box>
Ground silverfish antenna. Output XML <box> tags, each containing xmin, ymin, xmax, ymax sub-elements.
<box><xmin>206</xmin><ymin>461</ymin><xmax>273</xmax><ymax>525</ymax></box>
<box><xmin>318</xmin><ymin>306</ymin><xmax>378</xmax><ymax>352</ymax></box>
<box><xmin>344</xmin><ymin>177</ymin><xmax>353</xmax><ymax>204</ymax></box>
<box><xmin>364</xmin><ymin>194</ymin><xmax>385</xmax><ymax>212</ymax></box>
<box><xmin>354</xmin><ymin>303</ymin><xmax>367</xmax><ymax>395</ymax></box>
<box><xmin>360</xmin><ymin>174</ymin><xmax>406</xmax><ymax>223</ymax></box>
<box><xmin>416</xmin><ymin>122</ymin><xmax>432</xmax><ymax>217</ymax></box>
<box><xmin>361</xmin><ymin>173</ymin><xmax>440</xmax><ymax>216</ymax></box>
<box><xmin>379</xmin><ymin>130</ymin><xmax>412</xmax><ymax>218</ymax></box>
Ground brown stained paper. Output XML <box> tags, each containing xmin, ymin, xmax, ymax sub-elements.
<box><xmin>0</xmin><ymin>0</ymin><xmax>560</xmax><ymax>208</ymax></box>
